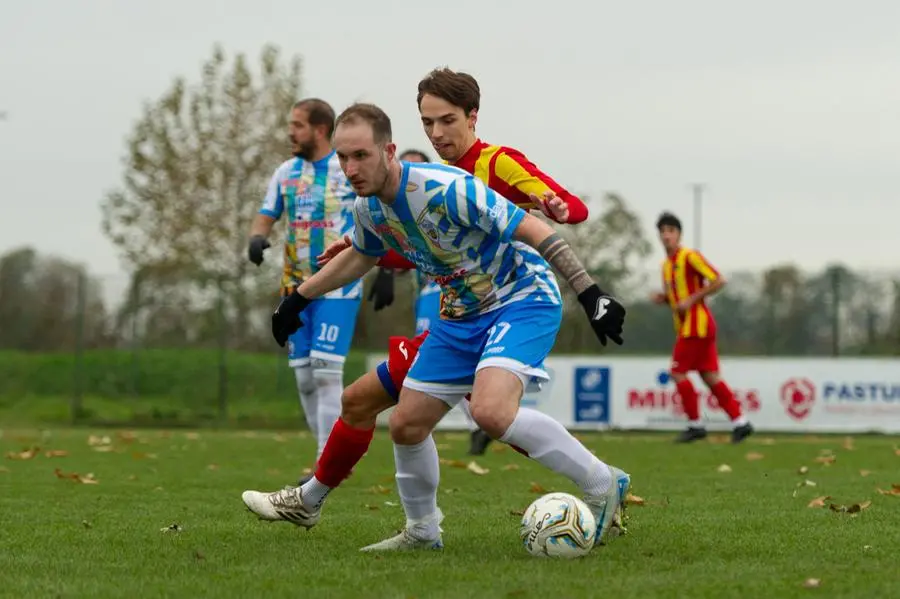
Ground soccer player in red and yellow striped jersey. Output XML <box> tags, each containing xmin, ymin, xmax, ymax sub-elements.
<box><xmin>652</xmin><ymin>212</ymin><xmax>754</xmax><ymax>444</ymax></box>
<box><xmin>417</xmin><ymin>68</ymin><xmax>588</xmax><ymax>225</ymax></box>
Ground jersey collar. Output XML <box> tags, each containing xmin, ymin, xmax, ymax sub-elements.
<box><xmin>451</xmin><ymin>138</ymin><xmax>488</xmax><ymax>173</ymax></box>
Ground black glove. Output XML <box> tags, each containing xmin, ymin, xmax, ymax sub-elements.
<box><xmin>271</xmin><ymin>289</ymin><xmax>310</xmax><ymax>347</ymax></box>
<box><xmin>367</xmin><ymin>268</ymin><xmax>395</xmax><ymax>311</ymax></box>
<box><xmin>577</xmin><ymin>284</ymin><xmax>626</xmax><ymax>346</ymax></box>
<box><xmin>248</xmin><ymin>235</ymin><xmax>271</xmax><ymax>266</ymax></box>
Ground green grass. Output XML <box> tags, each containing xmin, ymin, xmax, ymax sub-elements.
<box><xmin>1</xmin><ymin>428</ymin><xmax>898</xmax><ymax>598</ymax></box>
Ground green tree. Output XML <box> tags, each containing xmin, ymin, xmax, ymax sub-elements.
<box><xmin>101</xmin><ymin>44</ymin><xmax>302</xmax><ymax>348</ymax></box>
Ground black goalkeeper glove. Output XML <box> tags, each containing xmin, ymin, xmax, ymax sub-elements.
<box><xmin>248</xmin><ymin>235</ymin><xmax>271</xmax><ymax>266</ymax></box>
<box><xmin>577</xmin><ymin>284</ymin><xmax>626</xmax><ymax>346</ymax></box>
<box><xmin>271</xmin><ymin>289</ymin><xmax>311</xmax><ymax>347</ymax></box>
<box><xmin>367</xmin><ymin>268</ymin><xmax>395</xmax><ymax>312</ymax></box>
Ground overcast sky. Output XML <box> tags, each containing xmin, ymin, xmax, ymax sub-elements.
<box><xmin>1</xmin><ymin>0</ymin><xmax>897</xmax><ymax>286</ymax></box>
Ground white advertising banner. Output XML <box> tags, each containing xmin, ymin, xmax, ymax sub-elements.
<box><xmin>365</xmin><ymin>354</ymin><xmax>900</xmax><ymax>433</ymax></box>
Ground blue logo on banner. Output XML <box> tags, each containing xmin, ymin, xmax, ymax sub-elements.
<box><xmin>574</xmin><ymin>367</ymin><xmax>610</xmax><ymax>423</ymax></box>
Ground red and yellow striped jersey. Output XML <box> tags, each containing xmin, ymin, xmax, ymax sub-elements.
<box><xmin>452</xmin><ymin>139</ymin><xmax>588</xmax><ymax>223</ymax></box>
<box><xmin>662</xmin><ymin>247</ymin><xmax>720</xmax><ymax>338</ymax></box>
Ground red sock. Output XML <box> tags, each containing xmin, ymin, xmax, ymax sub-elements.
<box><xmin>314</xmin><ymin>418</ymin><xmax>374</xmax><ymax>488</ymax></box>
<box><xmin>710</xmin><ymin>380</ymin><xmax>743</xmax><ymax>420</ymax></box>
<box><xmin>676</xmin><ymin>378</ymin><xmax>701</xmax><ymax>422</ymax></box>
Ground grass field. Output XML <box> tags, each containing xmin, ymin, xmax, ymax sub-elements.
<box><xmin>1</xmin><ymin>428</ymin><xmax>898</xmax><ymax>599</ymax></box>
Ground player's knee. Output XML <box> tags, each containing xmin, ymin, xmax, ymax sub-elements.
<box><xmin>468</xmin><ymin>399</ymin><xmax>513</xmax><ymax>439</ymax></box>
<box><xmin>340</xmin><ymin>385</ymin><xmax>380</xmax><ymax>428</ymax></box>
<box><xmin>699</xmin><ymin>371</ymin><xmax>720</xmax><ymax>387</ymax></box>
<box><xmin>669</xmin><ymin>371</ymin><xmax>687</xmax><ymax>383</ymax></box>
<box><xmin>388</xmin><ymin>409</ymin><xmax>429</xmax><ymax>445</ymax></box>
<box><xmin>293</xmin><ymin>364</ymin><xmax>316</xmax><ymax>395</ymax></box>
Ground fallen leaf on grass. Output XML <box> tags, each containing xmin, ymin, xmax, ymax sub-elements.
<box><xmin>364</xmin><ymin>504</ymin><xmax>380</xmax><ymax>511</ymax></box>
<box><xmin>625</xmin><ymin>493</ymin><xmax>645</xmax><ymax>506</ymax></box>
<box><xmin>815</xmin><ymin>455</ymin><xmax>836</xmax><ymax>466</ymax></box>
<box><xmin>88</xmin><ymin>435</ymin><xmax>111</xmax><ymax>447</ymax></box>
<box><xmin>443</xmin><ymin>488</ymin><xmax>460</xmax><ymax>494</ymax></box>
<box><xmin>509</xmin><ymin>509</ymin><xmax>525</xmax><ymax>517</ymax></box>
<box><xmin>708</xmin><ymin>434</ymin><xmax>729</xmax><ymax>445</ymax></box>
<box><xmin>82</xmin><ymin>520</ymin><xmax>92</xmax><ymax>529</ymax></box>
<box><xmin>842</xmin><ymin>437</ymin><xmax>855</xmax><ymax>450</ymax></box>
<box><xmin>193</xmin><ymin>550</ymin><xmax>205</xmax><ymax>561</ymax></box>
<box><xmin>759</xmin><ymin>437</ymin><xmax>777</xmax><ymax>446</ymax></box>
<box><xmin>798</xmin><ymin>466</ymin><xmax>809</xmax><ymax>475</ymax></box>
<box><xmin>116</xmin><ymin>431</ymin><xmax>137</xmax><ymax>443</ymax></box>
<box><xmin>491</xmin><ymin>445</ymin><xmax>508</xmax><ymax>454</ymax></box>
<box><xmin>807</xmin><ymin>496</ymin><xmax>831</xmax><ymax>508</ymax></box>
<box><xmin>529</xmin><ymin>482</ymin><xmax>547</xmax><ymax>494</ymax></box>
<box><xmin>6</xmin><ymin>447</ymin><xmax>40</xmax><ymax>460</ymax></box>
<box><xmin>502</xmin><ymin>464</ymin><xmax>520</xmax><ymax>471</ymax></box>
<box><xmin>864</xmin><ymin>545</ymin><xmax>873</xmax><ymax>551</ymax></box>
<box><xmin>369</xmin><ymin>485</ymin><xmax>391</xmax><ymax>495</ymax></box>
<box><xmin>92</xmin><ymin>446</ymin><xmax>115</xmax><ymax>453</ymax></box>
<box><xmin>160</xmin><ymin>523</ymin><xmax>183</xmax><ymax>533</ymax></box>
<box><xmin>829</xmin><ymin>500</ymin><xmax>871</xmax><ymax>514</ymax></box>
<box><xmin>717</xmin><ymin>464</ymin><xmax>732</xmax><ymax>473</ymax></box>
<box><xmin>745</xmin><ymin>452</ymin><xmax>765</xmax><ymax>461</ymax></box>
<box><xmin>467</xmin><ymin>461</ymin><xmax>489</xmax><ymax>475</ymax></box>
<box><xmin>206</xmin><ymin>464</ymin><xmax>219</xmax><ymax>471</ymax></box>
<box><xmin>803</xmin><ymin>578</ymin><xmax>821</xmax><ymax>589</ymax></box>
<box><xmin>184</xmin><ymin>432</ymin><xmax>200</xmax><ymax>440</ymax></box>
<box><xmin>439</xmin><ymin>458</ymin><xmax>467</xmax><ymax>468</ymax></box>
<box><xmin>131</xmin><ymin>452</ymin><xmax>157</xmax><ymax>460</ymax></box>
<box><xmin>272</xmin><ymin>434</ymin><xmax>287</xmax><ymax>443</ymax></box>
<box><xmin>127</xmin><ymin>475</ymin><xmax>138</xmax><ymax>481</ymax></box>
<box><xmin>384</xmin><ymin>501</ymin><xmax>399</xmax><ymax>507</ymax></box>
<box><xmin>792</xmin><ymin>480</ymin><xmax>819</xmax><ymax>498</ymax></box>
<box><xmin>894</xmin><ymin>446</ymin><xmax>900</xmax><ymax>457</ymax></box>
<box><xmin>0</xmin><ymin>466</ymin><xmax>10</xmax><ymax>473</ymax></box>
<box><xmin>54</xmin><ymin>468</ymin><xmax>99</xmax><ymax>484</ymax></box>
<box><xmin>301</xmin><ymin>467</ymin><xmax>312</xmax><ymax>475</ymax></box>
<box><xmin>876</xmin><ymin>484</ymin><xmax>900</xmax><ymax>497</ymax></box>
<box><xmin>44</xmin><ymin>450</ymin><xmax>69</xmax><ymax>458</ymax></box>
<box><xmin>860</xmin><ymin>470</ymin><xmax>872</xmax><ymax>477</ymax></box>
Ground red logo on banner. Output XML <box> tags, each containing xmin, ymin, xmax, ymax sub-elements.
<box><xmin>780</xmin><ymin>378</ymin><xmax>816</xmax><ymax>420</ymax></box>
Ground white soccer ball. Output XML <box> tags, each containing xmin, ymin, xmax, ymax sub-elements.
<box><xmin>519</xmin><ymin>492</ymin><xmax>597</xmax><ymax>558</ymax></box>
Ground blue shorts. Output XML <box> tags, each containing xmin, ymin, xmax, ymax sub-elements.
<box><xmin>287</xmin><ymin>297</ymin><xmax>362</xmax><ymax>366</ymax></box>
<box><xmin>414</xmin><ymin>290</ymin><xmax>441</xmax><ymax>335</ymax></box>
<box><xmin>405</xmin><ymin>297</ymin><xmax>561</xmax><ymax>398</ymax></box>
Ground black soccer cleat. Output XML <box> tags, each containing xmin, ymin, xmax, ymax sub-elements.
<box><xmin>731</xmin><ymin>422</ymin><xmax>755</xmax><ymax>444</ymax></box>
<box><xmin>468</xmin><ymin>429</ymin><xmax>493</xmax><ymax>455</ymax></box>
<box><xmin>675</xmin><ymin>426</ymin><xmax>708</xmax><ymax>443</ymax></box>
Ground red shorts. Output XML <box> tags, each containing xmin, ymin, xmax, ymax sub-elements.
<box><xmin>376</xmin><ymin>332</ymin><xmax>429</xmax><ymax>400</ymax></box>
<box><xmin>671</xmin><ymin>336</ymin><xmax>720</xmax><ymax>374</ymax></box>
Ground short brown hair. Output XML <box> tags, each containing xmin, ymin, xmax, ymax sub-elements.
<box><xmin>417</xmin><ymin>68</ymin><xmax>480</xmax><ymax>114</ymax></box>
<box><xmin>293</xmin><ymin>98</ymin><xmax>336</xmax><ymax>137</ymax></box>
<box><xmin>335</xmin><ymin>103</ymin><xmax>393</xmax><ymax>145</ymax></box>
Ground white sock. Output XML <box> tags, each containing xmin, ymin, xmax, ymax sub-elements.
<box><xmin>300</xmin><ymin>476</ymin><xmax>332</xmax><ymax>509</ymax></box>
<box><xmin>394</xmin><ymin>436</ymin><xmax>441</xmax><ymax>539</ymax></box>
<box><xmin>733</xmin><ymin>416</ymin><xmax>748</xmax><ymax>427</ymax></box>
<box><xmin>456</xmin><ymin>400</ymin><xmax>479</xmax><ymax>432</ymax></box>
<box><xmin>313</xmin><ymin>368</ymin><xmax>343</xmax><ymax>459</ymax></box>
<box><xmin>689</xmin><ymin>419</ymin><xmax>703</xmax><ymax>428</ymax></box>
<box><xmin>500</xmin><ymin>407</ymin><xmax>612</xmax><ymax>497</ymax></box>
<box><xmin>294</xmin><ymin>365</ymin><xmax>318</xmax><ymax>438</ymax></box>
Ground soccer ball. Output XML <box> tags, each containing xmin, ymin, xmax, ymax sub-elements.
<box><xmin>519</xmin><ymin>492</ymin><xmax>597</xmax><ymax>558</ymax></box>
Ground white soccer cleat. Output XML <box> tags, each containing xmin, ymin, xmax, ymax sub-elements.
<box><xmin>360</xmin><ymin>509</ymin><xmax>445</xmax><ymax>552</ymax></box>
<box><xmin>583</xmin><ymin>465</ymin><xmax>631</xmax><ymax>546</ymax></box>
<box><xmin>241</xmin><ymin>486</ymin><xmax>320</xmax><ymax>529</ymax></box>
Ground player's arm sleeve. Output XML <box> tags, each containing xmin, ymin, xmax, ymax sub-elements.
<box><xmin>492</xmin><ymin>150</ymin><xmax>589</xmax><ymax>224</ymax></box>
<box><xmin>686</xmin><ymin>251</ymin><xmax>720</xmax><ymax>282</ymax></box>
<box><xmin>349</xmin><ymin>200</ymin><xmax>388</xmax><ymax>257</ymax></box>
<box><xmin>259</xmin><ymin>170</ymin><xmax>284</xmax><ymax>219</ymax></box>
<box><xmin>445</xmin><ymin>176</ymin><xmax>525</xmax><ymax>243</ymax></box>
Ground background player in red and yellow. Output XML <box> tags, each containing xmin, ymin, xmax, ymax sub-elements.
<box><xmin>652</xmin><ymin>212</ymin><xmax>754</xmax><ymax>444</ymax></box>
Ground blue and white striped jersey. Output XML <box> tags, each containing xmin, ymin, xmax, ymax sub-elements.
<box><xmin>261</xmin><ymin>151</ymin><xmax>361</xmax><ymax>299</ymax></box>
<box><xmin>351</xmin><ymin>161</ymin><xmax>561</xmax><ymax>320</ymax></box>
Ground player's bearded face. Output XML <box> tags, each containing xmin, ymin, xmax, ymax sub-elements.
<box><xmin>289</xmin><ymin>108</ymin><xmax>316</xmax><ymax>159</ymax></box>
